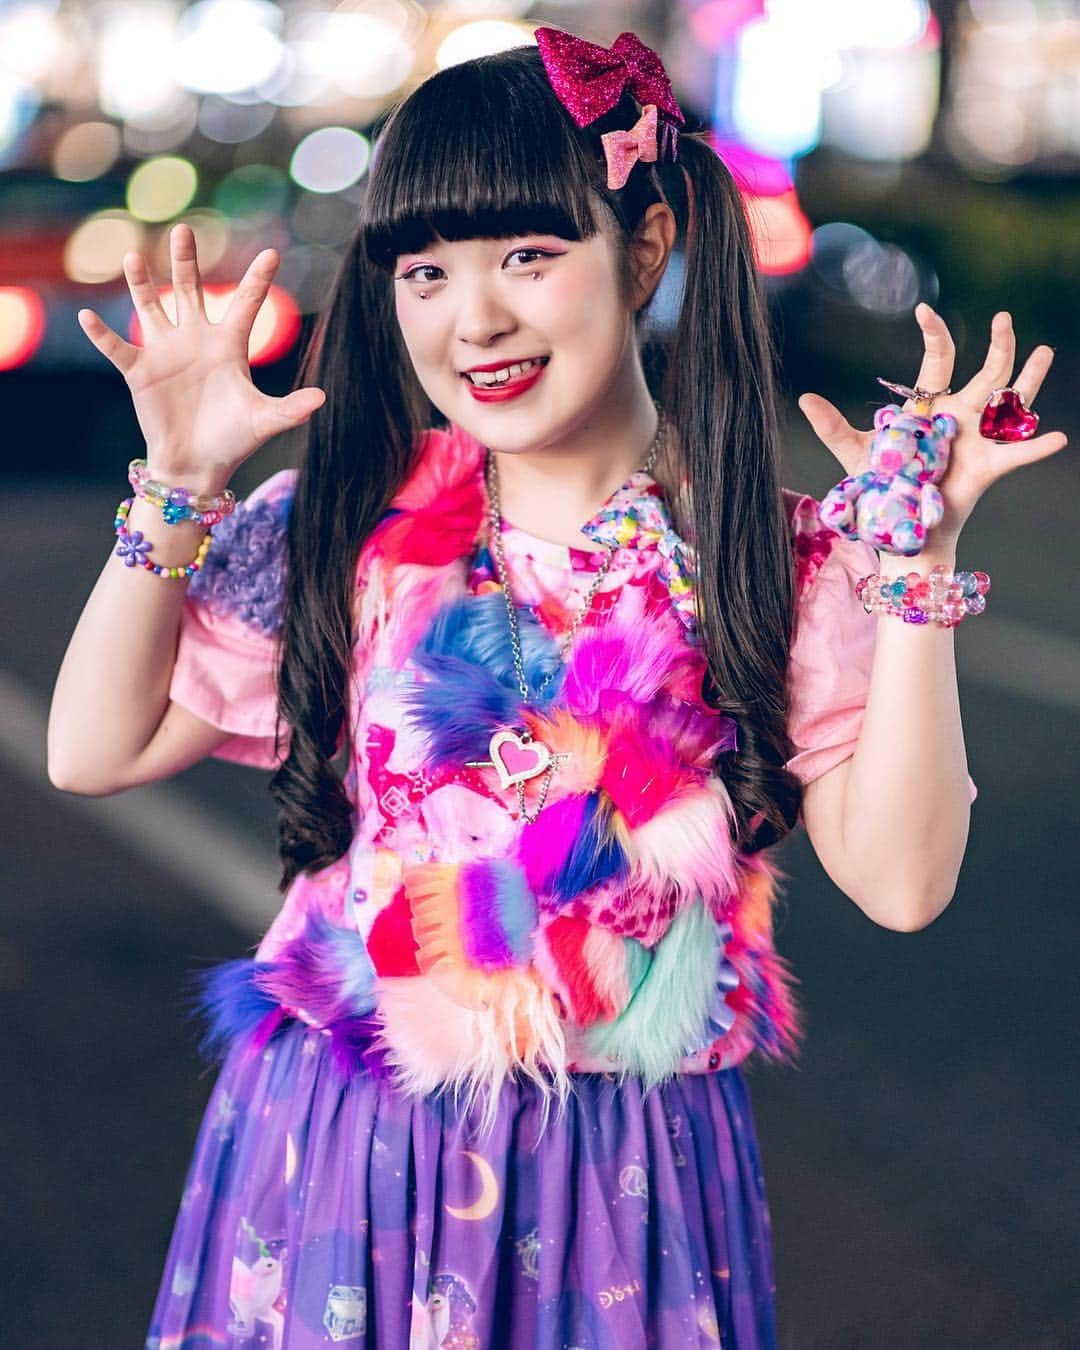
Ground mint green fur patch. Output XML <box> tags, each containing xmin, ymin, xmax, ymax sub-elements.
<box><xmin>582</xmin><ymin>895</ymin><xmax>718</xmax><ymax>1087</ymax></box>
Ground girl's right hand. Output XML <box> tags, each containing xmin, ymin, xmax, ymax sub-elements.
<box><xmin>77</xmin><ymin>222</ymin><xmax>326</xmax><ymax>489</ymax></box>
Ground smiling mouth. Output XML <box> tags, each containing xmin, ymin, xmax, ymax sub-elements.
<box><xmin>462</xmin><ymin>356</ymin><xmax>550</xmax><ymax>387</ymax></box>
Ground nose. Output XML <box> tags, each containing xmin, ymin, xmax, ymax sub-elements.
<box><xmin>453</xmin><ymin>279</ymin><xmax>518</xmax><ymax>349</ymax></box>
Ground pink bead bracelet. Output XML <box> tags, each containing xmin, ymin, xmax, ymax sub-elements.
<box><xmin>128</xmin><ymin>457</ymin><xmax>236</xmax><ymax>526</ymax></box>
<box><xmin>856</xmin><ymin>565</ymin><xmax>991</xmax><ymax>628</ymax></box>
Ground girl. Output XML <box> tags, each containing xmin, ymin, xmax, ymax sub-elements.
<box><xmin>50</xmin><ymin>27</ymin><xmax>1064</xmax><ymax>1350</ymax></box>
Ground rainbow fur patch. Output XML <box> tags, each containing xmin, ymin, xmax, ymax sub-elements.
<box><xmin>531</xmin><ymin>914</ymin><xmax>652</xmax><ymax>1026</ymax></box>
<box><xmin>403</xmin><ymin>858</ymin><xmax>538</xmax><ymax>1008</ymax></box>
<box><xmin>720</xmin><ymin>853</ymin><xmax>803</xmax><ymax>1063</ymax></box>
<box><xmin>520</xmin><ymin>706</ymin><xmax>607</xmax><ymax>797</ymax></box>
<box><xmin>517</xmin><ymin>791</ymin><xmax>629</xmax><ymax>905</ymax></box>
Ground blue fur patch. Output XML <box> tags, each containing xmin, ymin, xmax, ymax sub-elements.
<box><xmin>402</xmin><ymin>593</ymin><xmax>564</xmax><ymax>767</ymax></box>
<box><xmin>547</xmin><ymin>792</ymin><xmax>629</xmax><ymax>903</ymax></box>
<box><xmin>187</xmin><ymin>957</ymin><xmax>278</xmax><ymax>1060</ymax></box>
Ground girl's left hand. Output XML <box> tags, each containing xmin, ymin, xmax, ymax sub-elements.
<box><xmin>796</xmin><ymin>305</ymin><xmax>1069</xmax><ymax>549</ymax></box>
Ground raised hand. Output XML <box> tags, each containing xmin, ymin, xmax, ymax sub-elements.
<box><xmin>77</xmin><ymin>222</ymin><xmax>326</xmax><ymax>489</ymax></box>
<box><xmin>797</xmin><ymin>304</ymin><xmax>1067</xmax><ymax>549</ymax></box>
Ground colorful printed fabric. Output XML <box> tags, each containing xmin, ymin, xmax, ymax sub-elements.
<box><xmin>146</xmin><ymin>1020</ymin><xmax>778</xmax><ymax>1349</ymax></box>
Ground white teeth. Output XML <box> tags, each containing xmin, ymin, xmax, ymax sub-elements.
<box><xmin>466</xmin><ymin>357</ymin><xmax>544</xmax><ymax>386</ymax></box>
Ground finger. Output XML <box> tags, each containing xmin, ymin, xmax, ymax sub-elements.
<box><xmin>912</xmin><ymin>303</ymin><xmax>956</xmax><ymax>394</ymax></box>
<box><xmin>797</xmin><ymin>392</ymin><xmax>869</xmax><ymax>474</ymax></box>
<box><xmin>222</xmin><ymin>248</ymin><xmax>279</xmax><ymax>339</ymax></box>
<box><xmin>122</xmin><ymin>250</ymin><xmax>172</xmax><ymax>337</ymax></box>
<box><xmin>1012</xmin><ymin>344</ymin><xmax>1054</xmax><ymax>407</ymax></box>
<box><xmin>958</xmin><ymin>310</ymin><xmax>1016</xmax><ymax>405</ymax></box>
<box><xmin>984</xmin><ymin>428</ymin><xmax>1068</xmax><ymax>475</ymax></box>
<box><xmin>168</xmin><ymin>222</ymin><xmax>207</xmax><ymax>323</ymax></box>
<box><xmin>76</xmin><ymin>308</ymin><xmax>139</xmax><ymax>376</ymax></box>
<box><xmin>250</xmin><ymin>386</ymin><xmax>326</xmax><ymax>443</ymax></box>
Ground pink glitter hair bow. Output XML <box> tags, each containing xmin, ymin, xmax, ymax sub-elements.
<box><xmin>534</xmin><ymin>27</ymin><xmax>686</xmax><ymax>190</ymax></box>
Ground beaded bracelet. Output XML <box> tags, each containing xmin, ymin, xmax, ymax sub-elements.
<box><xmin>856</xmin><ymin>565</ymin><xmax>991</xmax><ymax>628</ymax></box>
<box><xmin>128</xmin><ymin>457</ymin><xmax>236</xmax><ymax>526</ymax></box>
<box><xmin>113</xmin><ymin>497</ymin><xmax>213</xmax><ymax>578</ymax></box>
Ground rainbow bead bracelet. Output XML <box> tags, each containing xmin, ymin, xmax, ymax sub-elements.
<box><xmin>856</xmin><ymin>565</ymin><xmax>991</xmax><ymax>628</ymax></box>
<box><xmin>127</xmin><ymin>457</ymin><xmax>237</xmax><ymax>526</ymax></box>
<box><xmin>114</xmin><ymin>497</ymin><xmax>213</xmax><ymax>579</ymax></box>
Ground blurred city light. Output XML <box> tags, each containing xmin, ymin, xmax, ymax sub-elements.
<box><xmin>0</xmin><ymin>71</ymin><xmax>40</xmax><ymax>165</ymax></box>
<box><xmin>173</xmin><ymin>0</ymin><xmax>285</xmax><ymax>96</ymax></box>
<box><xmin>0</xmin><ymin>286</ymin><xmax>46</xmax><ymax>370</ymax></box>
<box><xmin>297</xmin><ymin>9</ymin><xmax>417</xmax><ymax>100</ymax></box>
<box><xmin>97</xmin><ymin>5</ymin><xmax>180</xmax><ymax>124</ymax></box>
<box><xmin>0</xmin><ymin>1</ymin><xmax>65</xmax><ymax>83</ymax></box>
<box><xmin>732</xmin><ymin>15</ymin><xmax>832</xmax><ymax>159</ymax></box>
<box><xmin>52</xmin><ymin>121</ymin><xmax>123</xmax><ymax>183</ymax></box>
<box><xmin>745</xmin><ymin>189</ymin><xmax>814</xmax><ymax>275</ymax></box>
<box><xmin>0</xmin><ymin>0</ymin><xmax>1074</xmax><ymax>371</ymax></box>
<box><xmin>290</xmin><ymin>128</ymin><xmax>372</xmax><ymax>195</ymax></box>
<box><xmin>213</xmin><ymin>164</ymin><xmax>291</xmax><ymax>221</ymax></box>
<box><xmin>63</xmin><ymin>212</ymin><xmax>146</xmax><ymax>285</ymax></box>
<box><xmin>126</xmin><ymin>156</ymin><xmax>199</xmax><ymax>223</ymax></box>
<box><xmin>148</xmin><ymin>210</ymin><xmax>233</xmax><ymax>278</ymax></box>
<box><xmin>946</xmin><ymin>2</ymin><xmax>1080</xmax><ymax>170</ymax></box>
<box><xmin>435</xmin><ymin>19</ymin><xmax>535</xmax><ymax>67</ymax></box>
<box><xmin>197</xmin><ymin>94</ymin><xmax>277</xmax><ymax>144</ymax></box>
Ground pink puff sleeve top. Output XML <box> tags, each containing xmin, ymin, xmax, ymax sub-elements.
<box><xmin>783</xmin><ymin>491</ymin><xmax>977</xmax><ymax>802</ymax></box>
<box><xmin>168</xmin><ymin>468</ymin><xmax>296</xmax><ymax>770</ymax></box>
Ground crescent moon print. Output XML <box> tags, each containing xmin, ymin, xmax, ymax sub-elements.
<box><xmin>444</xmin><ymin>1151</ymin><xmax>500</xmax><ymax>1221</ymax></box>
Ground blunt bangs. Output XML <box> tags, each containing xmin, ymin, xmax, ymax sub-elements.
<box><xmin>360</xmin><ymin>45</ymin><xmax>607</xmax><ymax>272</ymax></box>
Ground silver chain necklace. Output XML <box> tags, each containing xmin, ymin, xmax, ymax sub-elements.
<box><xmin>465</xmin><ymin>406</ymin><xmax>667</xmax><ymax>823</ymax></box>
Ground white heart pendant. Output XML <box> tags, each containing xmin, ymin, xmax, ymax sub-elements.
<box><xmin>488</xmin><ymin>729</ymin><xmax>551</xmax><ymax>789</ymax></box>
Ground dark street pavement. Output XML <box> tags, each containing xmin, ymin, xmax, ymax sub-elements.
<box><xmin>3</xmin><ymin>432</ymin><xmax>1077</xmax><ymax>1347</ymax></box>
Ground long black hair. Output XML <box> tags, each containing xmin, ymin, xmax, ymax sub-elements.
<box><xmin>269</xmin><ymin>42</ymin><xmax>802</xmax><ymax>893</ymax></box>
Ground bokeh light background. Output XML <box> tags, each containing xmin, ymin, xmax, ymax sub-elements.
<box><xmin>1</xmin><ymin>3</ymin><xmax>1077</xmax><ymax>1347</ymax></box>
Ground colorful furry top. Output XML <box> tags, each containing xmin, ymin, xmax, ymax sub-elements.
<box><xmin>176</xmin><ymin>422</ymin><xmax>885</xmax><ymax>1137</ymax></box>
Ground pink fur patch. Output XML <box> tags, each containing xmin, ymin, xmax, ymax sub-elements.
<box><xmin>601</xmin><ymin>714</ymin><xmax>704</xmax><ymax>827</ymax></box>
<box><xmin>620</xmin><ymin>776</ymin><xmax>740</xmax><ymax>912</ymax></box>
<box><xmin>561</xmin><ymin>604</ymin><xmax>698</xmax><ymax>714</ymax></box>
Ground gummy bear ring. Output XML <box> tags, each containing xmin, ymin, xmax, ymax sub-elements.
<box><xmin>876</xmin><ymin>377</ymin><xmax>952</xmax><ymax>415</ymax></box>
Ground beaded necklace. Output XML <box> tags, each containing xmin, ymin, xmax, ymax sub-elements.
<box><xmin>466</xmin><ymin>408</ymin><xmax>666</xmax><ymax>822</ymax></box>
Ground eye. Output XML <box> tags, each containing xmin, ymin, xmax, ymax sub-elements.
<box><xmin>913</xmin><ymin>429</ymin><xmax>925</xmax><ymax>439</ymax></box>
<box><xmin>506</xmin><ymin>247</ymin><xmax>554</xmax><ymax>267</ymax></box>
<box><xmin>397</xmin><ymin>263</ymin><xmax>444</xmax><ymax>284</ymax></box>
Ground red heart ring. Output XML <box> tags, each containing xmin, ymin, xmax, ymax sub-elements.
<box><xmin>979</xmin><ymin>387</ymin><xmax>1039</xmax><ymax>442</ymax></box>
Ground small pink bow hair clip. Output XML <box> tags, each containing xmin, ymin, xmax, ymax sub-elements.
<box><xmin>600</xmin><ymin>104</ymin><xmax>658</xmax><ymax>189</ymax></box>
<box><xmin>535</xmin><ymin>27</ymin><xmax>685</xmax><ymax>187</ymax></box>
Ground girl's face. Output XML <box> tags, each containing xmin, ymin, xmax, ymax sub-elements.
<box><xmin>392</xmin><ymin>213</ymin><xmax>642</xmax><ymax>455</ymax></box>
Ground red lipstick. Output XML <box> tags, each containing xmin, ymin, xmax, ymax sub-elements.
<box><xmin>463</xmin><ymin>358</ymin><xmax>549</xmax><ymax>403</ymax></box>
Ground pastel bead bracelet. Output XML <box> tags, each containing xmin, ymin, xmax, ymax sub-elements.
<box><xmin>128</xmin><ymin>457</ymin><xmax>236</xmax><ymax>526</ymax></box>
<box><xmin>114</xmin><ymin>497</ymin><xmax>213</xmax><ymax>579</ymax></box>
<box><xmin>856</xmin><ymin>565</ymin><xmax>991</xmax><ymax>628</ymax></box>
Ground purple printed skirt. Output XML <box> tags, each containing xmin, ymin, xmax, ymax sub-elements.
<box><xmin>147</xmin><ymin>1021</ymin><xmax>777</xmax><ymax>1348</ymax></box>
